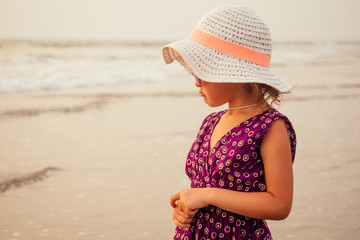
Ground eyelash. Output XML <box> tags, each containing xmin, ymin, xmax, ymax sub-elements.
<box><xmin>195</xmin><ymin>77</ymin><xmax>201</xmax><ymax>85</ymax></box>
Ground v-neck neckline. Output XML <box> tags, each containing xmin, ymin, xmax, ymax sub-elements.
<box><xmin>207</xmin><ymin>108</ymin><xmax>273</xmax><ymax>154</ymax></box>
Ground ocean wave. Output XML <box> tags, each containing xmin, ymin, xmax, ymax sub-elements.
<box><xmin>0</xmin><ymin>40</ymin><xmax>344</xmax><ymax>93</ymax></box>
<box><xmin>0</xmin><ymin>55</ymin><xmax>184</xmax><ymax>93</ymax></box>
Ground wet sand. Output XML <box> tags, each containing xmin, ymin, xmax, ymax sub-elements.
<box><xmin>0</xmin><ymin>43</ymin><xmax>360</xmax><ymax>239</ymax></box>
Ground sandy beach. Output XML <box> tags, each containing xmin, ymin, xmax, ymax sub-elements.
<box><xmin>0</xmin><ymin>42</ymin><xmax>360</xmax><ymax>240</ymax></box>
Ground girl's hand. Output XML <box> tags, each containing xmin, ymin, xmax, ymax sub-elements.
<box><xmin>170</xmin><ymin>188</ymin><xmax>210</xmax><ymax>228</ymax></box>
<box><xmin>171</xmin><ymin>201</ymin><xmax>195</xmax><ymax>229</ymax></box>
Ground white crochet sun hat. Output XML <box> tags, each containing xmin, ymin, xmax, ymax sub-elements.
<box><xmin>162</xmin><ymin>6</ymin><xmax>293</xmax><ymax>92</ymax></box>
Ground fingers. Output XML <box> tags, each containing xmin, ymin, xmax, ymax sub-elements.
<box><xmin>170</xmin><ymin>192</ymin><xmax>180</xmax><ymax>208</ymax></box>
<box><xmin>175</xmin><ymin>199</ymin><xmax>198</xmax><ymax>219</ymax></box>
<box><xmin>174</xmin><ymin>213</ymin><xmax>193</xmax><ymax>225</ymax></box>
<box><xmin>185</xmin><ymin>207</ymin><xmax>199</xmax><ymax>217</ymax></box>
<box><xmin>178</xmin><ymin>199</ymin><xmax>198</xmax><ymax>217</ymax></box>
<box><xmin>172</xmin><ymin>207</ymin><xmax>193</xmax><ymax>229</ymax></box>
<box><xmin>174</xmin><ymin>218</ymin><xmax>190</xmax><ymax>229</ymax></box>
<box><xmin>177</xmin><ymin>207</ymin><xmax>195</xmax><ymax>220</ymax></box>
<box><xmin>170</xmin><ymin>191</ymin><xmax>199</xmax><ymax>229</ymax></box>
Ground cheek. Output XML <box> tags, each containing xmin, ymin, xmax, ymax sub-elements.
<box><xmin>204</xmin><ymin>86</ymin><xmax>230</xmax><ymax>106</ymax></box>
<box><xmin>214</xmin><ymin>85</ymin><xmax>231</xmax><ymax>98</ymax></box>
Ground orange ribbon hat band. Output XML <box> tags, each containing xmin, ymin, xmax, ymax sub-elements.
<box><xmin>189</xmin><ymin>29</ymin><xmax>271</xmax><ymax>67</ymax></box>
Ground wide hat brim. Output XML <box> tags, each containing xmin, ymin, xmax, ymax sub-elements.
<box><xmin>162</xmin><ymin>39</ymin><xmax>293</xmax><ymax>93</ymax></box>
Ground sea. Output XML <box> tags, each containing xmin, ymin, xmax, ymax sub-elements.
<box><xmin>0</xmin><ymin>40</ymin><xmax>341</xmax><ymax>93</ymax></box>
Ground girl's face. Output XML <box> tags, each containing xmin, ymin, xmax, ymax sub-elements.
<box><xmin>195</xmin><ymin>76</ymin><xmax>247</xmax><ymax>107</ymax></box>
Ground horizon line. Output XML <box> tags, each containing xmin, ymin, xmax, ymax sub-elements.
<box><xmin>1</xmin><ymin>38</ymin><xmax>360</xmax><ymax>47</ymax></box>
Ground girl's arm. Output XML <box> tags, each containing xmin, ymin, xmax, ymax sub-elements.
<box><xmin>172</xmin><ymin>118</ymin><xmax>293</xmax><ymax>221</ymax></box>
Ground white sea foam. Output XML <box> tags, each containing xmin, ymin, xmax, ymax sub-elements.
<box><xmin>0</xmin><ymin>41</ymin><xmax>339</xmax><ymax>93</ymax></box>
<box><xmin>0</xmin><ymin>41</ymin><xmax>185</xmax><ymax>93</ymax></box>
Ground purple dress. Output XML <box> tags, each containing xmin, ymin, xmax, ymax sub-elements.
<box><xmin>174</xmin><ymin>109</ymin><xmax>296</xmax><ymax>240</ymax></box>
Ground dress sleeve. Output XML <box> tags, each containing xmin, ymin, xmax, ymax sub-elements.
<box><xmin>256</xmin><ymin>112</ymin><xmax>297</xmax><ymax>163</ymax></box>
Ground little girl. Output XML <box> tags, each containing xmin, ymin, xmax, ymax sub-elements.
<box><xmin>162</xmin><ymin>6</ymin><xmax>296</xmax><ymax>240</ymax></box>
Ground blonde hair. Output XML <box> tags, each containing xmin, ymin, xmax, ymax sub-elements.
<box><xmin>245</xmin><ymin>83</ymin><xmax>290</xmax><ymax>109</ymax></box>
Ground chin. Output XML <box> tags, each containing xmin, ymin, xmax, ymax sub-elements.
<box><xmin>204</xmin><ymin>99</ymin><xmax>225</xmax><ymax>108</ymax></box>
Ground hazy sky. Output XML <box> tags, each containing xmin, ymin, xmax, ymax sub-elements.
<box><xmin>0</xmin><ymin>0</ymin><xmax>359</xmax><ymax>42</ymax></box>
